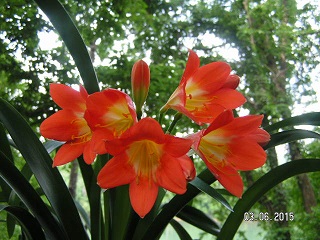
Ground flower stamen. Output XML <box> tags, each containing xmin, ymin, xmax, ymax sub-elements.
<box><xmin>71</xmin><ymin>131</ymin><xmax>92</xmax><ymax>144</ymax></box>
<box><xmin>127</xmin><ymin>140</ymin><xmax>162</xmax><ymax>183</ymax></box>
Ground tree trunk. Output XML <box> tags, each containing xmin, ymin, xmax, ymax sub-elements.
<box><xmin>68</xmin><ymin>160</ymin><xmax>79</xmax><ymax>199</ymax></box>
<box><xmin>270</xmin><ymin>0</ymin><xmax>317</xmax><ymax>216</ymax></box>
<box><xmin>89</xmin><ymin>40</ymin><xmax>97</xmax><ymax>63</ymax></box>
<box><xmin>289</xmin><ymin>142</ymin><xmax>317</xmax><ymax>213</ymax></box>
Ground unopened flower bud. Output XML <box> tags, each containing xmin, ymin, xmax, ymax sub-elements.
<box><xmin>131</xmin><ymin>60</ymin><xmax>150</xmax><ymax>117</ymax></box>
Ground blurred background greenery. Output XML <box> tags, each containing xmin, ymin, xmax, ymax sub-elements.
<box><xmin>1</xmin><ymin>0</ymin><xmax>320</xmax><ymax>239</ymax></box>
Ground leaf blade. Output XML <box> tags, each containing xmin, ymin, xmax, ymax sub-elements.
<box><xmin>264</xmin><ymin>129</ymin><xmax>320</xmax><ymax>149</ymax></box>
<box><xmin>264</xmin><ymin>112</ymin><xmax>320</xmax><ymax>132</ymax></box>
<box><xmin>0</xmin><ymin>151</ymin><xmax>66</xmax><ymax>239</ymax></box>
<box><xmin>169</xmin><ymin>218</ymin><xmax>193</xmax><ymax>240</ymax></box>
<box><xmin>0</xmin><ymin>98</ymin><xmax>88</xmax><ymax>240</ymax></box>
<box><xmin>0</xmin><ymin>205</ymin><xmax>46</xmax><ymax>239</ymax></box>
<box><xmin>140</xmin><ymin>168</ymin><xmax>216</xmax><ymax>240</ymax></box>
<box><xmin>176</xmin><ymin>205</ymin><xmax>220</xmax><ymax>236</ymax></box>
<box><xmin>189</xmin><ymin>177</ymin><xmax>233</xmax><ymax>211</ymax></box>
<box><xmin>217</xmin><ymin>158</ymin><xmax>320</xmax><ymax>240</ymax></box>
<box><xmin>33</xmin><ymin>0</ymin><xmax>99</xmax><ymax>93</ymax></box>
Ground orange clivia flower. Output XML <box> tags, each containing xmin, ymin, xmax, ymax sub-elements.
<box><xmin>131</xmin><ymin>60</ymin><xmax>150</xmax><ymax>115</ymax></box>
<box><xmin>189</xmin><ymin>110</ymin><xmax>270</xmax><ymax>197</ymax></box>
<box><xmin>85</xmin><ymin>88</ymin><xmax>138</xmax><ymax>154</ymax></box>
<box><xmin>40</xmin><ymin>83</ymin><xmax>96</xmax><ymax>166</ymax></box>
<box><xmin>97</xmin><ymin>117</ymin><xmax>194</xmax><ymax>218</ymax></box>
<box><xmin>161</xmin><ymin>50</ymin><xmax>246</xmax><ymax>125</ymax></box>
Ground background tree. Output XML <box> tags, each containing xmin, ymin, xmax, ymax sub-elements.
<box><xmin>1</xmin><ymin>0</ymin><xmax>319</xmax><ymax>238</ymax></box>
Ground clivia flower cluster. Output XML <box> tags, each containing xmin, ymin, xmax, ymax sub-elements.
<box><xmin>40</xmin><ymin>50</ymin><xmax>270</xmax><ymax>218</ymax></box>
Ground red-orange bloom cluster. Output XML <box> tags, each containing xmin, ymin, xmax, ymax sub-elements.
<box><xmin>97</xmin><ymin>117</ymin><xmax>195</xmax><ymax>218</ymax></box>
<box><xmin>162</xmin><ymin>50</ymin><xmax>246</xmax><ymax>125</ymax></box>
<box><xmin>40</xmin><ymin>50</ymin><xmax>270</xmax><ymax>218</ymax></box>
<box><xmin>85</xmin><ymin>88</ymin><xmax>137</xmax><ymax>154</ymax></box>
<box><xmin>40</xmin><ymin>84</ymin><xmax>94</xmax><ymax>166</ymax></box>
<box><xmin>40</xmin><ymin>84</ymin><xmax>137</xmax><ymax>166</ymax></box>
<box><xmin>189</xmin><ymin>110</ymin><xmax>270</xmax><ymax>197</ymax></box>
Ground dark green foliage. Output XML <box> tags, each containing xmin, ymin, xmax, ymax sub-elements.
<box><xmin>0</xmin><ymin>0</ymin><xmax>320</xmax><ymax>239</ymax></box>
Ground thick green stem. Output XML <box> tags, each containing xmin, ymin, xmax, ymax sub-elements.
<box><xmin>166</xmin><ymin>112</ymin><xmax>182</xmax><ymax>134</ymax></box>
<box><xmin>141</xmin><ymin>169</ymin><xmax>216</xmax><ymax>240</ymax></box>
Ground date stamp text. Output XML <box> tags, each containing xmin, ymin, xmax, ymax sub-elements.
<box><xmin>244</xmin><ymin>212</ymin><xmax>294</xmax><ymax>222</ymax></box>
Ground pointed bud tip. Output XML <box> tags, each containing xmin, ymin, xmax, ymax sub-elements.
<box><xmin>131</xmin><ymin>60</ymin><xmax>151</xmax><ymax>110</ymax></box>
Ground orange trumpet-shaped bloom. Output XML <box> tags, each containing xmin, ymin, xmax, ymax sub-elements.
<box><xmin>162</xmin><ymin>50</ymin><xmax>246</xmax><ymax>125</ymax></box>
<box><xmin>131</xmin><ymin>60</ymin><xmax>150</xmax><ymax>115</ymax></box>
<box><xmin>84</xmin><ymin>88</ymin><xmax>138</xmax><ymax>154</ymax></box>
<box><xmin>189</xmin><ymin>110</ymin><xmax>270</xmax><ymax>197</ymax></box>
<box><xmin>40</xmin><ymin>84</ymin><xmax>96</xmax><ymax>166</ymax></box>
<box><xmin>97</xmin><ymin>117</ymin><xmax>195</xmax><ymax>218</ymax></box>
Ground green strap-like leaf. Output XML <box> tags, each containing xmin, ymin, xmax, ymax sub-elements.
<box><xmin>169</xmin><ymin>218</ymin><xmax>193</xmax><ymax>240</ymax></box>
<box><xmin>74</xmin><ymin>200</ymin><xmax>91</xmax><ymax>230</ymax></box>
<box><xmin>0</xmin><ymin>205</ymin><xmax>46</xmax><ymax>240</ymax></box>
<box><xmin>0</xmin><ymin>98</ymin><xmax>88</xmax><ymax>240</ymax></box>
<box><xmin>33</xmin><ymin>0</ymin><xmax>99</xmax><ymax>94</ymax></box>
<box><xmin>78</xmin><ymin>157</ymin><xmax>104</xmax><ymax>240</ymax></box>
<box><xmin>6</xmin><ymin>209</ymin><xmax>16</xmax><ymax>239</ymax></box>
<box><xmin>43</xmin><ymin>140</ymin><xmax>63</xmax><ymax>153</ymax></box>
<box><xmin>190</xmin><ymin>177</ymin><xmax>233</xmax><ymax>211</ymax></box>
<box><xmin>132</xmin><ymin>188</ymin><xmax>166</xmax><ymax>240</ymax></box>
<box><xmin>140</xmin><ymin>169</ymin><xmax>216</xmax><ymax>240</ymax></box>
<box><xmin>217</xmin><ymin>158</ymin><xmax>320</xmax><ymax>240</ymax></box>
<box><xmin>6</xmin><ymin>163</ymin><xmax>33</xmax><ymax>238</ymax></box>
<box><xmin>264</xmin><ymin>129</ymin><xmax>320</xmax><ymax>149</ymax></box>
<box><xmin>109</xmin><ymin>185</ymin><xmax>134</xmax><ymax>240</ymax></box>
<box><xmin>176</xmin><ymin>205</ymin><xmax>220</xmax><ymax>236</ymax></box>
<box><xmin>0</xmin><ymin>123</ymin><xmax>14</xmax><ymax>162</ymax></box>
<box><xmin>264</xmin><ymin>112</ymin><xmax>320</xmax><ymax>132</ymax></box>
<box><xmin>0</xmin><ymin>151</ymin><xmax>66</xmax><ymax>239</ymax></box>
<box><xmin>0</xmin><ymin>124</ymin><xmax>14</xmax><ymax>201</ymax></box>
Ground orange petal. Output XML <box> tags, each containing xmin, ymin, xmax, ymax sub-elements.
<box><xmin>187</xmin><ymin>130</ymin><xmax>204</xmax><ymax>149</ymax></box>
<box><xmin>85</xmin><ymin>90</ymin><xmax>112</xmax><ymax>127</ymax></box>
<box><xmin>129</xmin><ymin>177</ymin><xmax>158</xmax><ymax>218</ymax></box>
<box><xmin>83</xmin><ymin>142</ymin><xmax>96</xmax><ymax>164</ymax></box>
<box><xmin>97</xmin><ymin>154</ymin><xmax>135</xmax><ymax>189</ymax></box>
<box><xmin>87</xmin><ymin>89</ymin><xmax>136</xmax><ymax>121</ymax></box>
<box><xmin>40</xmin><ymin>110</ymin><xmax>86</xmax><ymax>141</ymax></box>
<box><xmin>123</xmin><ymin>117</ymin><xmax>165</xmax><ymax>143</ymax></box>
<box><xmin>177</xmin><ymin>155</ymin><xmax>196</xmax><ymax>181</ymax></box>
<box><xmin>79</xmin><ymin>85</ymin><xmax>89</xmax><ymax>99</ymax></box>
<box><xmin>85</xmin><ymin>89</ymin><xmax>137</xmax><ymax>133</ymax></box>
<box><xmin>248</xmin><ymin>128</ymin><xmax>270</xmax><ymax>146</ymax></box>
<box><xmin>188</xmin><ymin>106</ymin><xmax>226</xmax><ymax>125</ymax></box>
<box><xmin>222</xmin><ymin>74</ymin><xmax>240</xmax><ymax>89</ymax></box>
<box><xmin>206</xmin><ymin>162</ymin><xmax>243</xmax><ymax>198</ymax></box>
<box><xmin>50</xmin><ymin>84</ymin><xmax>87</xmax><ymax>112</ymax></box>
<box><xmin>53</xmin><ymin>143</ymin><xmax>84</xmax><ymax>167</ymax></box>
<box><xmin>204</xmin><ymin>110</ymin><xmax>234</xmax><ymax>134</ymax></box>
<box><xmin>91</xmin><ymin>128</ymin><xmax>115</xmax><ymax>154</ymax></box>
<box><xmin>156</xmin><ymin>154</ymin><xmax>187</xmax><ymax>194</ymax></box>
<box><xmin>163</xmin><ymin>135</ymin><xmax>192</xmax><ymax>157</ymax></box>
<box><xmin>220</xmin><ymin>115</ymin><xmax>264</xmax><ymax>137</ymax></box>
<box><xmin>190</xmin><ymin>62</ymin><xmax>231</xmax><ymax>93</ymax></box>
<box><xmin>105</xmin><ymin>138</ymin><xmax>129</xmax><ymax>156</ymax></box>
<box><xmin>228</xmin><ymin>139</ymin><xmax>267</xmax><ymax>170</ymax></box>
<box><xmin>104</xmin><ymin>118</ymin><xmax>165</xmax><ymax>155</ymax></box>
<box><xmin>180</xmin><ymin>49</ymin><xmax>200</xmax><ymax>83</ymax></box>
<box><xmin>162</xmin><ymin>83</ymin><xmax>186</xmax><ymax>111</ymax></box>
<box><xmin>209</xmin><ymin>88</ymin><xmax>246</xmax><ymax>110</ymax></box>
